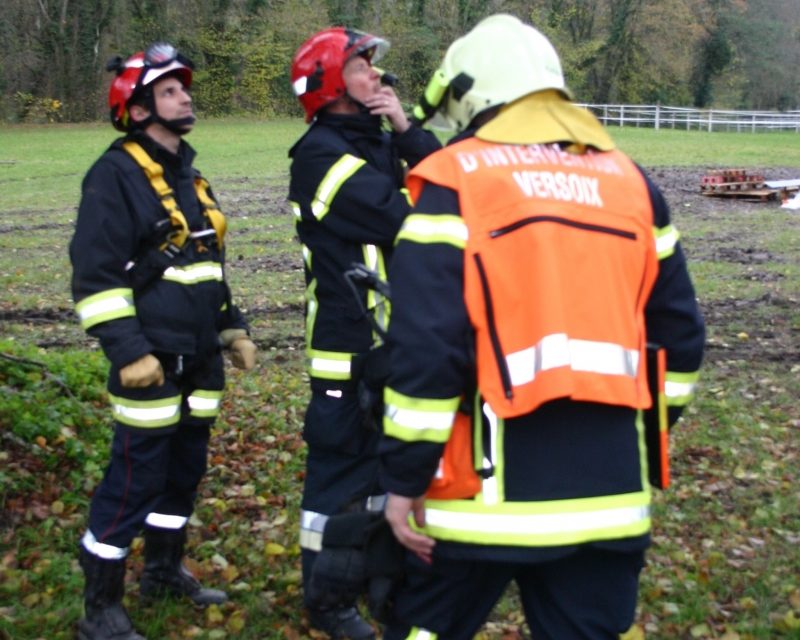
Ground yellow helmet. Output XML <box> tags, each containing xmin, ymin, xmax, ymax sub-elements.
<box><xmin>416</xmin><ymin>14</ymin><xmax>568</xmax><ymax>132</ymax></box>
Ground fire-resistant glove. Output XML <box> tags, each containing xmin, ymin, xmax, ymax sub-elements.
<box><xmin>119</xmin><ymin>354</ymin><xmax>165</xmax><ymax>388</ymax></box>
<box><xmin>220</xmin><ymin>328</ymin><xmax>257</xmax><ymax>370</ymax></box>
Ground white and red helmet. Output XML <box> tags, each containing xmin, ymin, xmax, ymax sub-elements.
<box><xmin>107</xmin><ymin>42</ymin><xmax>193</xmax><ymax>131</ymax></box>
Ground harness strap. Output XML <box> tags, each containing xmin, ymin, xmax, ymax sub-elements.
<box><xmin>122</xmin><ymin>141</ymin><xmax>226</xmax><ymax>248</ymax></box>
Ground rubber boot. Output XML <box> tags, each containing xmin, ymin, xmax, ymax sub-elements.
<box><xmin>308</xmin><ymin>606</ymin><xmax>376</xmax><ymax>640</ymax></box>
<box><xmin>77</xmin><ymin>547</ymin><xmax>146</xmax><ymax>640</ymax></box>
<box><xmin>139</xmin><ymin>527</ymin><xmax>227</xmax><ymax>607</ymax></box>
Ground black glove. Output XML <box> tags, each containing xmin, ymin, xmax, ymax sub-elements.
<box><xmin>353</xmin><ymin>346</ymin><xmax>390</xmax><ymax>431</ymax></box>
<box><xmin>307</xmin><ymin>511</ymin><xmax>404</xmax><ymax>622</ymax></box>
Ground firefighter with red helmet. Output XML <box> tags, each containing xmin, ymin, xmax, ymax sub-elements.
<box><xmin>288</xmin><ymin>26</ymin><xmax>440</xmax><ymax>639</ymax></box>
<box><xmin>379</xmin><ymin>14</ymin><xmax>706</xmax><ymax>639</ymax></box>
<box><xmin>70</xmin><ymin>42</ymin><xmax>256</xmax><ymax>640</ymax></box>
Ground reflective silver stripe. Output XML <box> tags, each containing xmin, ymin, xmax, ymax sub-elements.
<box><xmin>385</xmin><ymin>404</ymin><xmax>455</xmax><ymax>435</ymax></box>
<box><xmin>75</xmin><ymin>288</ymin><xmax>136</xmax><ymax>329</ymax></box>
<box><xmin>290</xmin><ymin>200</ymin><xmax>302</xmax><ymax>220</ymax></box>
<box><xmin>396</xmin><ymin>214</ymin><xmax>468</xmax><ymax>248</ymax></box>
<box><xmin>109</xmin><ymin>394</ymin><xmax>182</xmax><ymax>428</ymax></box>
<box><xmin>408</xmin><ymin>629</ymin><xmax>437</xmax><ymax>640</ymax></box>
<box><xmin>145</xmin><ymin>513</ymin><xmax>188</xmax><ymax>529</ymax></box>
<box><xmin>312</xmin><ymin>154</ymin><xmax>366</xmax><ymax>220</ymax></box>
<box><xmin>654</xmin><ymin>224</ymin><xmax>679</xmax><ymax>259</ymax></box>
<box><xmin>187</xmin><ymin>390</ymin><xmax>223</xmax><ymax>418</ymax></box>
<box><xmin>299</xmin><ymin>509</ymin><xmax>329</xmax><ymax>552</ymax></box>
<box><xmin>505</xmin><ymin>334</ymin><xmax>639</xmax><ymax>387</ymax></box>
<box><xmin>162</xmin><ymin>262</ymin><xmax>223</xmax><ymax>284</ymax></box>
<box><xmin>309</xmin><ymin>352</ymin><xmax>353</xmax><ymax>379</ymax></box>
<box><xmin>363</xmin><ymin>244</ymin><xmax>389</xmax><ymax>335</ymax></box>
<box><xmin>424</xmin><ymin>503</ymin><xmax>650</xmax><ymax>538</ymax></box>
<box><xmin>366</xmin><ymin>494</ymin><xmax>387</xmax><ymax>511</ymax></box>
<box><xmin>82</xmin><ymin>530</ymin><xmax>128</xmax><ymax>560</ymax></box>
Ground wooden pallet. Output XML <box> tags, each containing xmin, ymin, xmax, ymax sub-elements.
<box><xmin>701</xmin><ymin>188</ymin><xmax>778</xmax><ymax>201</ymax></box>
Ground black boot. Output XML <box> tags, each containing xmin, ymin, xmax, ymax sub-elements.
<box><xmin>139</xmin><ymin>526</ymin><xmax>227</xmax><ymax>607</ymax></box>
<box><xmin>308</xmin><ymin>606</ymin><xmax>376</xmax><ymax>640</ymax></box>
<box><xmin>78</xmin><ymin>547</ymin><xmax>146</xmax><ymax>640</ymax></box>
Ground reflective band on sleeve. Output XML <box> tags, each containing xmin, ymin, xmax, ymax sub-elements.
<box><xmin>407</xmin><ymin>629</ymin><xmax>437</xmax><ymax>640</ymax></box>
<box><xmin>396</xmin><ymin>214</ymin><xmax>468</xmax><ymax>249</ymax></box>
<box><xmin>290</xmin><ymin>200</ymin><xmax>302</xmax><ymax>219</ymax></box>
<box><xmin>665</xmin><ymin>370</ymin><xmax>700</xmax><ymax>406</ymax></box>
<box><xmin>82</xmin><ymin>529</ymin><xmax>128</xmax><ymax>560</ymax></box>
<box><xmin>422</xmin><ymin>494</ymin><xmax>650</xmax><ymax>546</ymax></box>
<box><xmin>145</xmin><ymin>513</ymin><xmax>189</xmax><ymax>530</ymax></box>
<box><xmin>299</xmin><ymin>509</ymin><xmax>329</xmax><ymax>552</ymax></box>
<box><xmin>506</xmin><ymin>334</ymin><xmax>639</xmax><ymax>387</ymax></box>
<box><xmin>311</xmin><ymin>154</ymin><xmax>366</xmax><ymax>220</ymax></box>
<box><xmin>308</xmin><ymin>350</ymin><xmax>354</xmax><ymax>380</ymax></box>
<box><xmin>75</xmin><ymin>288</ymin><xmax>136</xmax><ymax>329</ymax></box>
<box><xmin>162</xmin><ymin>262</ymin><xmax>223</xmax><ymax>284</ymax></box>
<box><xmin>109</xmin><ymin>393</ymin><xmax>182</xmax><ymax>428</ymax></box>
<box><xmin>654</xmin><ymin>224</ymin><xmax>679</xmax><ymax>260</ymax></box>
<box><xmin>383</xmin><ymin>388</ymin><xmax>460</xmax><ymax>443</ymax></box>
<box><xmin>187</xmin><ymin>389</ymin><xmax>223</xmax><ymax>418</ymax></box>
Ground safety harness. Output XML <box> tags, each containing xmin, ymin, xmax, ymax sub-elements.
<box><xmin>123</xmin><ymin>141</ymin><xmax>226</xmax><ymax>252</ymax></box>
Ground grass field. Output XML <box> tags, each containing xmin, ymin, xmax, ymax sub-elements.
<box><xmin>0</xmin><ymin>120</ymin><xmax>798</xmax><ymax>639</ymax></box>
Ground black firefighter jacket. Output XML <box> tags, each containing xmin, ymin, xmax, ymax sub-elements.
<box><xmin>288</xmin><ymin>112</ymin><xmax>440</xmax><ymax>385</ymax></box>
<box><xmin>70</xmin><ymin>131</ymin><xmax>246</xmax><ymax>371</ymax></box>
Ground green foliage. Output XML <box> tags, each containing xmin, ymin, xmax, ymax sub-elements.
<box><xmin>0</xmin><ymin>341</ymin><xmax>108</xmax><ymax>466</ymax></box>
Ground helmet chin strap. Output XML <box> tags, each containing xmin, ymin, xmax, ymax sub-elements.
<box><xmin>156</xmin><ymin>113</ymin><xmax>196</xmax><ymax>134</ymax></box>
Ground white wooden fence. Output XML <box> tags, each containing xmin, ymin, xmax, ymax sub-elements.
<box><xmin>578</xmin><ymin>104</ymin><xmax>800</xmax><ymax>133</ymax></box>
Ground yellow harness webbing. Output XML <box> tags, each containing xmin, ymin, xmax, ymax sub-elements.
<box><xmin>122</xmin><ymin>141</ymin><xmax>226</xmax><ymax>249</ymax></box>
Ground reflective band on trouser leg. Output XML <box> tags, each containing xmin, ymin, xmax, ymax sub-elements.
<box><xmin>75</xmin><ymin>288</ymin><xmax>136</xmax><ymax>329</ymax></box>
<box><xmin>665</xmin><ymin>370</ymin><xmax>700</xmax><ymax>407</ymax></box>
<box><xmin>311</xmin><ymin>154</ymin><xmax>366</xmax><ymax>220</ymax></box>
<box><xmin>383</xmin><ymin>388</ymin><xmax>460</xmax><ymax>444</ymax></box>
<box><xmin>82</xmin><ymin>529</ymin><xmax>128</xmax><ymax>560</ymax></box>
<box><xmin>308</xmin><ymin>349</ymin><xmax>353</xmax><ymax>381</ymax></box>
<box><xmin>161</xmin><ymin>261</ymin><xmax>223</xmax><ymax>284</ymax></box>
<box><xmin>144</xmin><ymin>513</ymin><xmax>189</xmax><ymax>530</ymax></box>
<box><xmin>505</xmin><ymin>334</ymin><xmax>639</xmax><ymax>387</ymax></box>
<box><xmin>366</xmin><ymin>494</ymin><xmax>387</xmax><ymax>511</ymax></box>
<box><xmin>299</xmin><ymin>509</ymin><xmax>329</xmax><ymax>552</ymax></box>
<box><xmin>187</xmin><ymin>389</ymin><xmax>223</xmax><ymax>419</ymax></box>
<box><xmin>421</xmin><ymin>493</ymin><xmax>651</xmax><ymax>547</ymax></box>
<box><xmin>108</xmin><ymin>393</ymin><xmax>182</xmax><ymax>429</ymax></box>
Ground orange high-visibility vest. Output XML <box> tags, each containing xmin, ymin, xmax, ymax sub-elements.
<box><xmin>407</xmin><ymin>139</ymin><xmax>659</xmax><ymax>419</ymax></box>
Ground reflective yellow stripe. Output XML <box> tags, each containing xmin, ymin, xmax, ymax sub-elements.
<box><xmin>396</xmin><ymin>214</ymin><xmax>468</xmax><ymax>248</ymax></box>
<box><xmin>654</xmin><ymin>224</ymin><xmax>679</xmax><ymax>259</ymax></box>
<box><xmin>383</xmin><ymin>388</ymin><xmax>460</xmax><ymax>443</ymax></box>
<box><xmin>406</xmin><ymin>629</ymin><xmax>437</xmax><ymax>640</ymax></box>
<box><xmin>161</xmin><ymin>262</ymin><xmax>223</xmax><ymax>284</ymax></box>
<box><xmin>308</xmin><ymin>349</ymin><xmax>354</xmax><ymax>380</ymax></box>
<box><xmin>420</xmin><ymin>491</ymin><xmax>651</xmax><ymax>546</ymax></box>
<box><xmin>363</xmin><ymin>243</ymin><xmax>390</xmax><ymax>336</ymax></box>
<box><xmin>312</xmin><ymin>154</ymin><xmax>366</xmax><ymax>220</ymax></box>
<box><xmin>665</xmin><ymin>370</ymin><xmax>700</xmax><ymax>406</ymax></box>
<box><xmin>109</xmin><ymin>393</ymin><xmax>182</xmax><ymax>428</ymax></box>
<box><xmin>75</xmin><ymin>288</ymin><xmax>136</xmax><ymax>329</ymax></box>
<box><xmin>290</xmin><ymin>200</ymin><xmax>302</xmax><ymax>220</ymax></box>
<box><xmin>506</xmin><ymin>334</ymin><xmax>639</xmax><ymax>387</ymax></box>
<box><xmin>187</xmin><ymin>389</ymin><xmax>223</xmax><ymax>418</ymax></box>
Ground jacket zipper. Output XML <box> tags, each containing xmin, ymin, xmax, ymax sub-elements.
<box><xmin>490</xmin><ymin>215</ymin><xmax>637</xmax><ymax>241</ymax></box>
<box><xmin>473</xmin><ymin>253</ymin><xmax>514</xmax><ymax>399</ymax></box>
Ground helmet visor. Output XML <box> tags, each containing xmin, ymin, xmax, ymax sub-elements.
<box><xmin>140</xmin><ymin>42</ymin><xmax>194</xmax><ymax>86</ymax></box>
